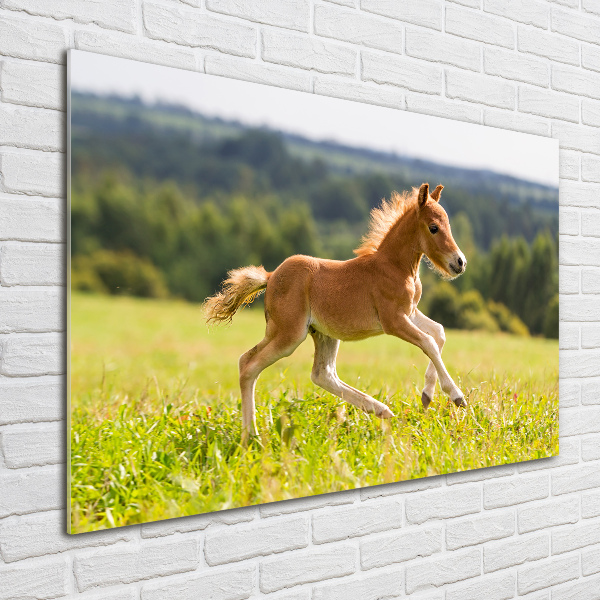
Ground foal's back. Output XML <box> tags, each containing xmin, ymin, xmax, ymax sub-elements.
<box><xmin>265</xmin><ymin>254</ymin><xmax>385</xmax><ymax>342</ymax></box>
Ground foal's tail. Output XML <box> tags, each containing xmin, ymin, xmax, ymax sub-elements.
<box><xmin>204</xmin><ymin>266</ymin><xmax>271</xmax><ymax>325</ymax></box>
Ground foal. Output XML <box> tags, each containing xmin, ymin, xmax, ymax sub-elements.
<box><xmin>205</xmin><ymin>183</ymin><xmax>467</xmax><ymax>442</ymax></box>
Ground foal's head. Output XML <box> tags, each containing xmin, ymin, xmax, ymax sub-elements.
<box><xmin>416</xmin><ymin>183</ymin><xmax>466</xmax><ymax>279</ymax></box>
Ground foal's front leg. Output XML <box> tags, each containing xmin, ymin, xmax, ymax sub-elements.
<box><xmin>383</xmin><ymin>313</ymin><xmax>466</xmax><ymax>408</ymax></box>
<box><xmin>411</xmin><ymin>310</ymin><xmax>446</xmax><ymax>409</ymax></box>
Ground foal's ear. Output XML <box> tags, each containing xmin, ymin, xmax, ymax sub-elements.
<box><xmin>418</xmin><ymin>183</ymin><xmax>429</xmax><ymax>208</ymax></box>
<box><xmin>430</xmin><ymin>185</ymin><xmax>444</xmax><ymax>202</ymax></box>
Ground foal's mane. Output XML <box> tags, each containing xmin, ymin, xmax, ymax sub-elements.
<box><xmin>354</xmin><ymin>188</ymin><xmax>419</xmax><ymax>257</ymax></box>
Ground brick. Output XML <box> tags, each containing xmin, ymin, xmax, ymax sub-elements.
<box><xmin>3</xmin><ymin>0</ymin><xmax>136</xmax><ymax>33</ymax></box>
<box><xmin>552</xmin><ymin>8</ymin><xmax>600</xmax><ymax>46</ymax></box>
<box><xmin>553</xmin><ymin>464</ymin><xmax>600</xmax><ymax>495</ymax></box>
<box><xmin>74</xmin><ymin>539</ymin><xmax>199</xmax><ymax>591</ymax></box>
<box><xmin>0</xmin><ymin>104</ymin><xmax>64</xmax><ymax>151</ymax></box>
<box><xmin>582</xmin><ymin>99</ymin><xmax>600</xmax><ymax>128</ymax></box>
<box><xmin>262</xmin><ymin>29</ymin><xmax>356</xmax><ymax>75</ymax></box>
<box><xmin>446</xmin><ymin>5</ymin><xmax>514</xmax><ymax>48</ymax></box>
<box><xmin>484</xmin><ymin>473</ymin><xmax>548</xmax><ymax>508</ymax></box>
<box><xmin>325</xmin><ymin>0</ymin><xmax>356</xmax><ymax>6</ymax></box>
<box><xmin>1</xmin><ymin>421</ymin><xmax>62</xmax><ymax>468</ymax></box>
<box><xmin>582</xmin><ymin>324</ymin><xmax>600</xmax><ymax>348</ymax></box>
<box><xmin>75</xmin><ymin>31</ymin><xmax>197</xmax><ymax>71</ymax></box>
<box><xmin>206</xmin><ymin>55</ymin><xmax>311</xmax><ymax>92</ymax></box>
<box><xmin>141</xmin><ymin>507</ymin><xmax>255</xmax><ymax>537</ymax></box>
<box><xmin>314</xmin><ymin>77</ymin><xmax>403</xmax><ymax>110</ymax></box>
<box><xmin>260</xmin><ymin>544</ymin><xmax>356</xmax><ymax>593</ymax></box>
<box><xmin>0</xmin><ymin>465</ymin><xmax>61</xmax><ymax>518</ymax></box>
<box><xmin>0</xmin><ymin>556</ymin><xmax>68</xmax><ymax>600</ymax></box>
<box><xmin>0</xmin><ymin>510</ymin><xmax>133</xmax><ymax>563</ymax></box>
<box><xmin>0</xmin><ymin>195</ymin><xmax>63</xmax><ymax>242</ymax></box>
<box><xmin>361</xmin><ymin>52</ymin><xmax>442</xmax><ymax>94</ymax></box>
<box><xmin>484</xmin><ymin>532</ymin><xmax>548</xmax><ymax>572</ymax></box>
<box><xmin>583</xmin><ymin>546</ymin><xmax>600</xmax><ymax>575</ymax></box>
<box><xmin>0</xmin><ymin>15</ymin><xmax>67</xmax><ymax>63</ymax></box>
<box><xmin>518</xmin><ymin>437</ymin><xmax>579</xmax><ymax>472</ymax></box>
<box><xmin>446</xmin><ymin>70</ymin><xmax>515</xmax><ymax>109</ymax></box>
<box><xmin>405</xmin><ymin>548</ymin><xmax>481</xmax><ymax>594</ymax></box>
<box><xmin>561</xmin><ymin>181</ymin><xmax>600</xmax><ymax>209</ymax></box>
<box><xmin>361</xmin><ymin>0</ymin><xmax>443</xmax><ymax>30</ymax></box>
<box><xmin>518</xmin><ymin>26</ymin><xmax>580</xmax><ymax>65</ymax></box>
<box><xmin>583</xmin><ymin>491</ymin><xmax>600</xmax><ymax>518</ymax></box>
<box><xmin>259</xmin><ymin>490</ymin><xmax>355</xmax><ymax>517</ymax></box>
<box><xmin>485</xmin><ymin>0</ymin><xmax>548</xmax><ymax>28</ymax></box>
<box><xmin>406</xmin><ymin>486</ymin><xmax>481</xmax><ymax>524</ymax></box>
<box><xmin>406</xmin><ymin>28</ymin><xmax>480</xmax><ymax>71</ymax></box>
<box><xmin>70</xmin><ymin>590</ymin><xmax>137</xmax><ymax>600</ymax></box>
<box><xmin>518</xmin><ymin>87</ymin><xmax>579</xmax><ymax>122</ymax></box>
<box><xmin>447</xmin><ymin>464</ymin><xmax>515</xmax><ymax>485</ymax></box>
<box><xmin>518</xmin><ymin>496</ymin><xmax>579</xmax><ymax>534</ymax></box>
<box><xmin>583</xmin><ymin>154</ymin><xmax>600</xmax><ymax>182</ymax></box>
<box><xmin>518</xmin><ymin>554</ymin><xmax>579</xmax><ymax>595</ymax></box>
<box><xmin>1</xmin><ymin>333</ymin><xmax>64</xmax><ymax>376</ymax></box>
<box><xmin>484</xmin><ymin>47</ymin><xmax>548</xmax><ymax>87</ymax></box>
<box><xmin>312</xmin><ymin>499</ymin><xmax>402</xmax><ymax>544</ymax></box>
<box><xmin>407</xmin><ymin>94</ymin><xmax>481</xmax><ymax>124</ymax></box>
<box><xmin>583</xmin><ymin>44</ymin><xmax>600</xmax><ymax>72</ymax></box>
<box><xmin>360</xmin><ymin>476</ymin><xmax>443</xmax><ymax>499</ymax></box>
<box><xmin>312</xmin><ymin>568</ymin><xmax>403</xmax><ymax>600</ymax></box>
<box><xmin>560</xmin><ymin>350</ymin><xmax>600</xmax><ymax>377</ymax></box>
<box><xmin>144</xmin><ymin>3</ymin><xmax>256</xmax><ymax>58</ymax></box>
<box><xmin>446</xmin><ymin>572</ymin><xmax>515</xmax><ymax>600</ymax></box>
<box><xmin>560</xmin><ymin>406</ymin><xmax>600</xmax><ymax>435</ymax></box>
<box><xmin>553</xmin><ymin>64</ymin><xmax>600</xmax><ymax>101</ymax></box>
<box><xmin>205</xmin><ymin>516</ymin><xmax>308</xmax><ymax>565</ymax></box>
<box><xmin>446</xmin><ymin>511</ymin><xmax>515</xmax><ymax>550</ymax></box>
<box><xmin>483</xmin><ymin>108</ymin><xmax>549</xmax><ymax>136</ymax></box>
<box><xmin>0</xmin><ymin>60</ymin><xmax>64</xmax><ymax>111</ymax></box>
<box><xmin>314</xmin><ymin>5</ymin><xmax>403</xmax><ymax>54</ymax></box>
<box><xmin>0</xmin><ymin>243</ymin><xmax>64</xmax><ymax>286</ymax></box>
<box><xmin>582</xmin><ymin>380</ymin><xmax>600</xmax><ymax>404</ymax></box>
<box><xmin>141</xmin><ymin>565</ymin><xmax>254</xmax><ymax>600</ymax></box>
<box><xmin>561</xmin><ymin>209</ymin><xmax>580</xmax><ymax>236</ymax></box>
<box><xmin>0</xmin><ymin>377</ymin><xmax>62</xmax><ymax>425</ymax></box>
<box><xmin>206</xmin><ymin>0</ymin><xmax>309</xmax><ymax>32</ymax></box>
<box><xmin>560</xmin><ymin>323</ymin><xmax>579</xmax><ymax>349</ymax></box>
<box><xmin>360</xmin><ymin>526</ymin><xmax>442</xmax><ymax>569</ymax></box>
<box><xmin>560</xmin><ymin>267</ymin><xmax>580</xmax><ymax>294</ymax></box>
<box><xmin>552</xmin><ymin>578</ymin><xmax>600</xmax><ymax>600</ymax></box>
<box><xmin>584</xmin><ymin>0</ymin><xmax>600</xmax><ymax>16</ymax></box>
<box><xmin>554</xmin><ymin>122</ymin><xmax>600</xmax><ymax>155</ymax></box>
<box><xmin>548</xmin><ymin>0</ymin><xmax>579</xmax><ymax>6</ymax></box>
<box><xmin>583</xmin><ymin>269</ymin><xmax>600</xmax><ymax>292</ymax></box>
<box><xmin>1</xmin><ymin>151</ymin><xmax>64</xmax><ymax>198</ymax></box>
<box><xmin>553</xmin><ymin>521</ymin><xmax>600</xmax><ymax>555</ymax></box>
<box><xmin>0</xmin><ymin>288</ymin><xmax>63</xmax><ymax>333</ymax></box>
<box><xmin>559</xmin><ymin>150</ymin><xmax>580</xmax><ymax>181</ymax></box>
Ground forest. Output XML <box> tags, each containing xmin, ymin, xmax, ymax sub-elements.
<box><xmin>70</xmin><ymin>92</ymin><xmax>558</xmax><ymax>338</ymax></box>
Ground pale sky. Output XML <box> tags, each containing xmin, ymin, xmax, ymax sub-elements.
<box><xmin>69</xmin><ymin>50</ymin><xmax>559</xmax><ymax>188</ymax></box>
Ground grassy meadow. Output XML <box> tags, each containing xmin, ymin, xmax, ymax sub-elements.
<box><xmin>69</xmin><ymin>292</ymin><xmax>558</xmax><ymax>533</ymax></box>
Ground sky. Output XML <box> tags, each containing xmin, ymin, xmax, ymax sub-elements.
<box><xmin>69</xmin><ymin>50</ymin><xmax>559</xmax><ymax>188</ymax></box>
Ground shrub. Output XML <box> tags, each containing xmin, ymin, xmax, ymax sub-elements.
<box><xmin>488</xmin><ymin>301</ymin><xmax>529</xmax><ymax>336</ymax></box>
<box><xmin>426</xmin><ymin>282</ymin><xmax>460</xmax><ymax>328</ymax></box>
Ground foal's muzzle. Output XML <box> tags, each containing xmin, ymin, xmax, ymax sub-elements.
<box><xmin>449</xmin><ymin>253</ymin><xmax>467</xmax><ymax>275</ymax></box>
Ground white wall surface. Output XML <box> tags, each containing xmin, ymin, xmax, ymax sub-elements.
<box><xmin>0</xmin><ymin>0</ymin><xmax>599</xmax><ymax>598</ymax></box>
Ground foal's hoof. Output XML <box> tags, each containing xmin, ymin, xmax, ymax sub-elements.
<box><xmin>377</xmin><ymin>405</ymin><xmax>394</xmax><ymax>419</ymax></box>
<box><xmin>421</xmin><ymin>392</ymin><xmax>432</xmax><ymax>409</ymax></box>
<box><xmin>452</xmin><ymin>396</ymin><xmax>467</xmax><ymax>408</ymax></box>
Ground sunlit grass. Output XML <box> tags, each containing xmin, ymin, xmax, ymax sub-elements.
<box><xmin>70</xmin><ymin>292</ymin><xmax>558</xmax><ymax>533</ymax></box>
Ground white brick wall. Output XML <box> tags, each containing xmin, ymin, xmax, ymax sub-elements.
<box><xmin>0</xmin><ymin>1</ymin><xmax>599</xmax><ymax>598</ymax></box>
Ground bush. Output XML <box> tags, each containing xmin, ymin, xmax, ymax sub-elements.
<box><xmin>426</xmin><ymin>282</ymin><xmax>460</xmax><ymax>328</ymax></box>
<box><xmin>544</xmin><ymin>294</ymin><xmax>559</xmax><ymax>339</ymax></box>
<box><xmin>488</xmin><ymin>301</ymin><xmax>529</xmax><ymax>336</ymax></box>
<box><xmin>72</xmin><ymin>250</ymin><xmax>168</xmax><ymax>298</ymax></box>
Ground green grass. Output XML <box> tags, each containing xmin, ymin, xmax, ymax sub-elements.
<box><xmin>70</xmin><ymin>292</ymin><xmax>558</xmax><ymax>533</ymax></box>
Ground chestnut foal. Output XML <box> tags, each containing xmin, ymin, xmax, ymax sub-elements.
<box><xmin>205</xmin><ymin>183</ymin><xmax>467</xmax><ymax>443</ymax></box>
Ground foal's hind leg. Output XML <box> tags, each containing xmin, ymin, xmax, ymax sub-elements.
<box><xmin>412</xmin><ymin>310</ymin><xmax>446</xmax><ymax>409</ymax></box>
<box><xmin>239</xmin><ymin>322</ymin><xmax>306</xmax><ymax>444</ymax></box>
<box><xmin>310</xmin><ymin>330</ymin><xmax>394</xmax><ymax>418</ymax></box>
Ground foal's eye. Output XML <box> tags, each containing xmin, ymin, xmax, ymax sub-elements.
<box><xmin>429</xmin><ymin>224</ymin><xmax>439</xmax><ymax>234</ymax></box>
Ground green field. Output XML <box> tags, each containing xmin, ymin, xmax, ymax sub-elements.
<box><xmin>69</xmin><ymin>292</ymin><xmax>558</xmax><ymax>533</ymax></box>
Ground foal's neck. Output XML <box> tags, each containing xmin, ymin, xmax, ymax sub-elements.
<box><xmin>376</xmin><ymin>208</ymin><xmax>422</xmax><ymax>279</ymax></box>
